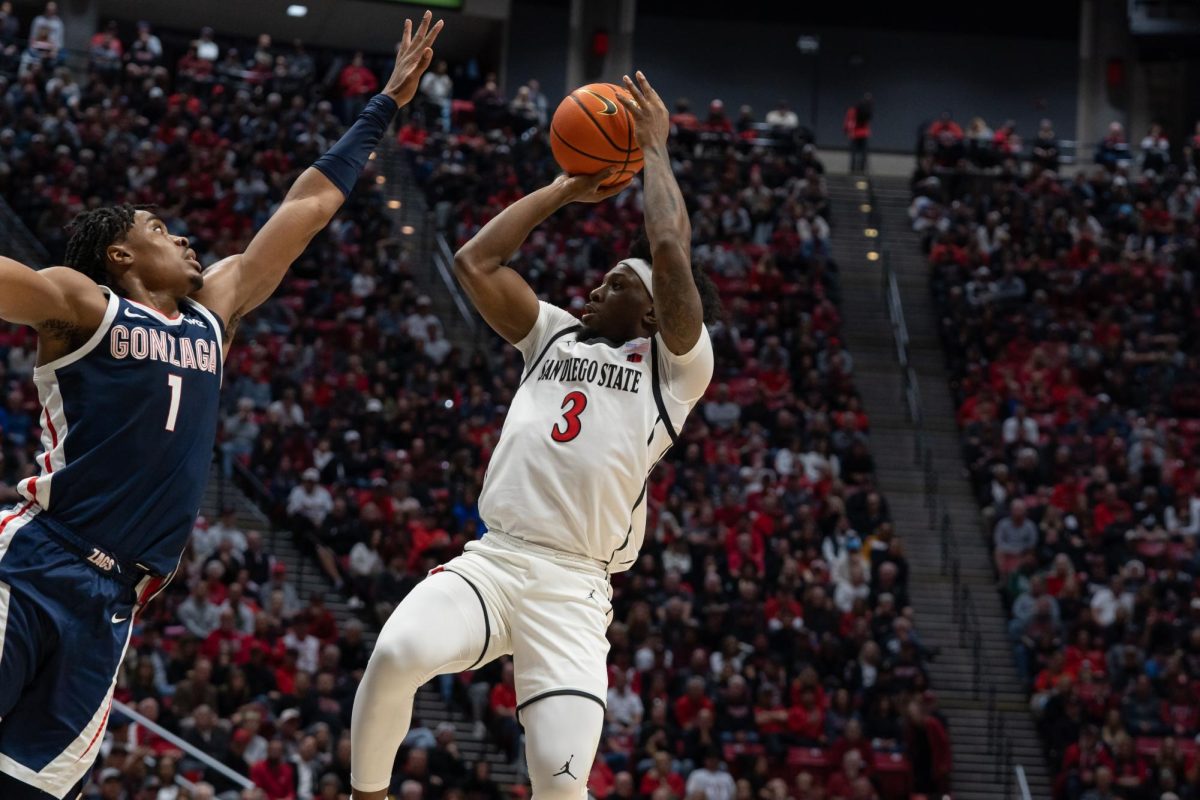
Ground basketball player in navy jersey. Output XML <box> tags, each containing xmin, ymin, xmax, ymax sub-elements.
<box><xmin>350</xmin><ymin>72</ymin><xmax>720</xmax><ymax>800</ymax></box>
<box><xmin>0</xmin><ymin>13</ymin><xmax>442</xmax><ymax>799</ymax></box>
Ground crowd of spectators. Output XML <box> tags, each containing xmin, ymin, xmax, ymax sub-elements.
<box><xmin>398</xmin><ymin>76</ymin><xmax>949</xmax><ymax>800</ymax></box>
<box><xmin>0</xmin><ymin>8</ymin><xmax>949</xmax><ymax>800</ymax></box>
<box><xmin>918</xmin><ymin>109</ymin><xmax>1200</xmax><ymax>187</ymax></box>
<box><xmin>913</xmin><ymin>109</ymin><xmax>1200</xmax><ymax>800</ymax></box>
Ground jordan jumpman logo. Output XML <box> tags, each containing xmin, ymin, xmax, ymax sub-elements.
<box><xmin>554</xmin><ymin>755</ymin><xmax>577</xmax><ymax>780</ymax></box>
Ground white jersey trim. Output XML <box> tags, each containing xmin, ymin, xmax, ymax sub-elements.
<box><xmin>184</xmin><ymin>298</ymin><xmax>225</xmax><ymax>353</ymax></box>
<box><xmin>184</xmin><ymin>298</ymin><xmax>226</xmax><ymax>386</ymax></box>
<box><xmin>125</xmin><ymin>297</ymin><xmax>184</xmax><ymax>326</ymax></box>
<box><xmin>32</xmin><ymin>290</ymin><xmax>120</xmax><ymax>377</ymax></box>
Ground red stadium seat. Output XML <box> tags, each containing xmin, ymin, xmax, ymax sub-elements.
<box><xmin>872</xmin><ymin>751</ymin><xmax>913</xmax><ymax>800</ymax></box>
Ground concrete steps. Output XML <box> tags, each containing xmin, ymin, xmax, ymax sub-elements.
<box><xmin>201</xmin><ymin>468</ymin><xmax>524</xmax><ymax>788</ymax></box>
<box><xmin>827</xmin><ymin>174</ymin><xmax>1051</xmax><ymax>800</ymax></box>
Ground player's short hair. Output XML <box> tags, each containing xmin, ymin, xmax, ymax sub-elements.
<box><xmin>629</xmin><ymin>232</ymin><xmax>724</xmax><ymax>326</ymax></box>
<box><xmin>63</xmin><ymin>204</ymin><xmax>140</xmax><ymax>286</ymax></box>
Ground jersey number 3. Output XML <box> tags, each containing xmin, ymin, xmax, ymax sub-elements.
<box><xmin>551</xmin><ymin>391</ymin><xmax>588</xmax><ymax>443</ymax></box>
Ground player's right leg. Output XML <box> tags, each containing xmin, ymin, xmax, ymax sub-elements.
<box><xmin>0</xmin><ymin>511</ymin><xmax>135</xmax><ymax>800</ymax></box>
<box><xmin>350</xmin><ymin>569</ymin><xmax>503</xmax><ymax>800</ymax></box>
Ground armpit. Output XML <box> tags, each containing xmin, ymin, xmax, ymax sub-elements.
<box><xmin>37</xmin><ymin>318</ymin><xmax>84</xmax><ymax>344</ymax></box>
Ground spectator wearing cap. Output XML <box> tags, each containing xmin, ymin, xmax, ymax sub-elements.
<box><xmin>96</xmin><ymin>767</ymin><xmax>125</xmax><ymax>799</ymax></box>
<box><xmin>287</xmin><ymin>468</ymin><xmax>333</xmax><ymax>536</ymax></box>
<box><xmin>405</xmin><ymin>295</ymin><xmax>442</xmax><ymax>344</ymax></box>
<box><xmin>684</xmin><ymin>748</ymin><xmax>736</xmax><ymax>800</ymax></box>
<box><xmin>261</xmin><ymin>561</ymin><xmax>303</xmax><ymax>619</ymax></box>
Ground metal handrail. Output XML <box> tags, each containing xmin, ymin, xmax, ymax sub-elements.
<box><xmin>432</xmin><ymin>230</ymin><xmax>478</xmax><ymax>338</ymax></box>
<box><xmin>112</xmin><ymin>699</ymin><xmax>255</xmax><ymax>791</ymax></box>
<box><xmin>1015</xmin><ymin>763</ymin><xmax>1033</xmax><ymax>800</ymax></box>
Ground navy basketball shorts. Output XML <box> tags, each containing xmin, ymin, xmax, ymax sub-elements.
<box><xmin>0</xmin><ymin>505</ymin><xmax>138</xmax><ymax>799</ymax></box>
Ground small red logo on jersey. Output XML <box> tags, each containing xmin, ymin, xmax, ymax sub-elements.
<box><xmin>627</xmin><ymin>353</ymin><xmax>643</xmax><ymax>363</ymax></box>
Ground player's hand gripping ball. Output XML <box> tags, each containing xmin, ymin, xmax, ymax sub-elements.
<box><xmin>550</xmin><ymin>83</ymin><xmax>643</xmax><ymax>189</ymax></box>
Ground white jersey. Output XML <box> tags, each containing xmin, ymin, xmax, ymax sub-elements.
<box><xmin>478</xmin><ymin>302</ymin><xmax>713</xmax><ymax>572</ymax></box>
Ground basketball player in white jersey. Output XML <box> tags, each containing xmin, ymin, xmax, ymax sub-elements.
<box><xmin>349</xmin><ymin>72</ymin><xmax>716</xmax><ymax>800</ymax></box>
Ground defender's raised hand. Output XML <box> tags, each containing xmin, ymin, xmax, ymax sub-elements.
<box><xmin>617</xmin><ymin>71</ymin><xmax>670</xmax><ymax>150</ymax></box>
<box><xmin>383</xmin><ymin>10</ymin><xmax>445</xmax><ymax>106</ymax></box>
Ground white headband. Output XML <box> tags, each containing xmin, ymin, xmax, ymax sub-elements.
<box><xmin>619</xmin><ymin>258</ymin><xmax>654</xmax><ymax>300</ymax></box>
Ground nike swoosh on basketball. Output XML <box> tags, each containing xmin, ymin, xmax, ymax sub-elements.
<box><xmin>580</xmin><ymin>89</ymin><xmax>617</xmax><ymax>116</ymax></box>
<box><xmin>124</xmin><ymin>308</ymin><xmax>147</xmax><ymax>319</ymax></box>
<box><xmin>111</xmin><ymin>613</ymin><xmax>129</xmax><ymax>623</ymax></box>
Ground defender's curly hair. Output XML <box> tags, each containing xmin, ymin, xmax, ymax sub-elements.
<box><xmin>62</xmin><ymin>205</ymin><xmax>141</xmax><ymax>287</ymax></box>
<box><xmin>629</xmin><ymin>233</ymin><xmax>724</xmax><ymax>325</ymax></box>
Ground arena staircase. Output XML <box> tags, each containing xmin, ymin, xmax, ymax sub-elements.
<box><xmin>201</xmin><ymin>467</ymin><xmax>524</xmax><ymax>785</ymax></box>
<box><xmin>826</xmin><ymin>174</ymin><xmax>1052</xmax><ymax>800</ymax></box>
<box><xmin>378</xmin><ymin>138</ymin><xmax>487</xmax><ymax>359</ymax></box>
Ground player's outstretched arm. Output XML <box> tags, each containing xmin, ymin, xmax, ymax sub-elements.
<box><xmin>453</xmin><ymin>169</ymin><xmax>623</xmax><ymax>345</ymax></box>
<box><xmin>192</xmin><ymin>11</ymin><xmax>443</xmax><ymax>344</ymax></box>
<box><xmin>0</xmin><ymin>257</ymin><xmax>107</xmax><ymax>336</ymax></box>
<box><xmin>616</xmin><ymin>72</ymin><xmax>703</xmax><ymax>356</ymax></box>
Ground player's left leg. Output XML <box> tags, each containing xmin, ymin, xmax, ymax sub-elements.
<box><xmin>510</xmin><ymin>555</ymin><xmax>613</xmax><ymax>800</ymax></box>
<box><xmin>521</xmin><ymin>694</ymin><xmax>605</xmax><ymax>800</ymax></box>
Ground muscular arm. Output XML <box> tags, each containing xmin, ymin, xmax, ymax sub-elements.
<box><xmin>0</xmin><ymin>258</ymin><xmax>108</xmax><ymax>359</ymax></box>
<box><xmin>620</xmin><ymin>72</ymin><xmax>703</xmax><ymax>355</ymax></box>
<box><xmin>452</xmin><ymin>183</ymin><xmax>566</xmax><ymax>345</ymax></box>
<box><xmin>454</xmin><ymin>172</ymin><xmax>620</xmax><ymax>345</ymax></box>
<box><xmin>641</xmin><ymin>141</ymin><xmax>702</xmax><ymax>354</ymax></box>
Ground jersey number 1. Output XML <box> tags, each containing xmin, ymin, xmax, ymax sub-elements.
<box><xmin>165</xmin><ymin>374</ymin><xmax>183</xmax><ymax>432</ymax></box>
<box><xmin>551</xmin><ymin>391</ymin><xmax>588</xmax><ymax>443</ymax></box>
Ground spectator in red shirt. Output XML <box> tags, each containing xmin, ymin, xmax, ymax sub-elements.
<box><xmin>1110</xmin><ymin>733</ymin><xmax>1149</xmax><ymax>795</ymax></box>
<box><xmin>830</xmin><ymin>718</ymin><xmax>875</xmax><ymax>777</ymax></box>
<box><xmin>201</xmin><ymin>608</ymin><xmax>250</xmax><ymax>663</ymax></box>
<box><xmin>489</xmin><ymin>660</ymin><xmax>521</xmax><ymax>761</ymax></box>
<box><xmin>670</xmin><ymin>98</ymin><xmax>699</xmax><ymax>133</ymax></box>
<box><xmin>588</xmin><ymin>757</ymin><xmax>616</xmax><ymax>799</ymax></box>
<box><xmin>787</xmin><ymin>688</ymin><xmax>826</xmax><ymax>745</ymax></box>
<box><xmin>338</xmin><ymin>50</ymin><xmax>378</xmax><ymax>121</ymax></box>
<box><xmin>249</xmin><ymin>738</ymin><xmax>296</xmax><ymax>800</ymax></box>
<box><xmin>1058</xmin><ymin>725</ymin><xmax>1115</xmax><ymax>800</ymax></box>
<box><xmin>306</xmin><ymin>593</ymin><xmax>339</xmax><ymax>644</ymax></box>
<box><xmin>674</xmin><ymin>676</ymin><xmax>715</xmax><ymax>730</ymax></box>
<box><xmin>639</xmin><ymin>751</ymin><xmax>686</xmax><ymax>798</ymax></box>
<box><xmin>844</xmin><ymin>93</ymin><xmax>873</xmax><ymax>173</ymax></box>
<box><xmin>825</xmin><ymin>749</ymin><xmax>868</xmax><ymax>800</ymax></box>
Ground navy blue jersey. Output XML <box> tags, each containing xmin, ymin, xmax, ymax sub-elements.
<box><xmin>15</xmin><ymin>290</ymin><xmax>224</xmax><ymax>575</ymax></box>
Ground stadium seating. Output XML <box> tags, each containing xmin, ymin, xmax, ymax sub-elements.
<box><xmin>914</xmin><ymin>115</ymin><xmax>1200</xmax><ymax>800</ymax></box>
<box><xmin>0</xmin><ymin>11</ymin><xmax>944</xmax><ymax>799</ymax></box>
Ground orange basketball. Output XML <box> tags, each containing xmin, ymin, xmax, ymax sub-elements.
<box><xmin>550</xmin><ymin>83</ymin><xmax>643</xmax><ymax>188</ymax></box>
